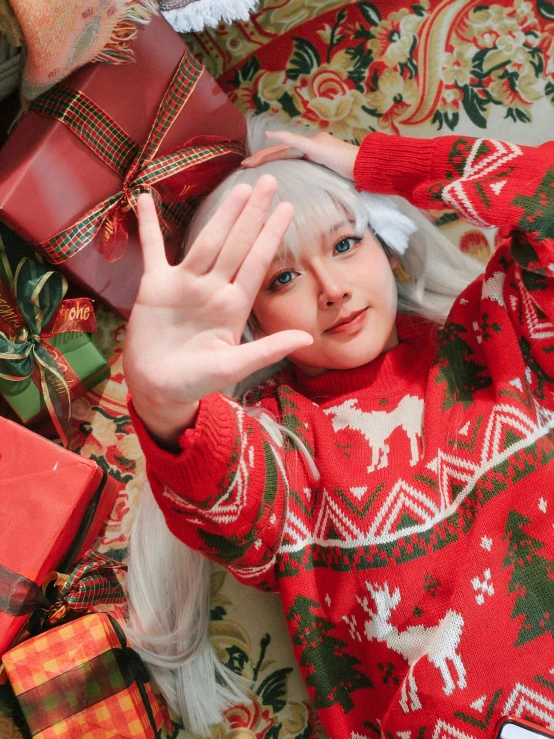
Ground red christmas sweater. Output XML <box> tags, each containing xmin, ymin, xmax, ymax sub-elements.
<box><xmin>131</xmin><ymin>134</ymin><xmax>554</xmax><ymax>739</ymax></box>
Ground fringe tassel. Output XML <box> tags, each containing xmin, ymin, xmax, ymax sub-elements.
<box><xmin>0</xmin><ymin>1</ymin><xmax>24</xmax><ymax>48</ymax></box>
<box><xmin>93</xmin><ymin>0</ymin><xmax>159</xmax><ymax>65</ymax></box>
<box><xmin>161</xmin><ymin>0</ymin><xmax>259</xmax><ymax>33</ymax></box>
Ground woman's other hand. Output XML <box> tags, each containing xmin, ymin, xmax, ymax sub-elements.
<box><xmin>242</xmin><ymin>130</ymin><xmax>359</xmax><ymax>181</ymax></box>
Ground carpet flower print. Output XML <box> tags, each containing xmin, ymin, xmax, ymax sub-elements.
<box><xmin>227</xmin><ymin>1</ymin><xmax>427</xmax><ymax>137</ymax></box>
<box><xmin>163</xmin><ymin>570</ymin><xmax>325</xmax><ymax>739</ymax></box>
<box><xmin>436</xmin><ymin>0</ymin><xmax>554</xmax><ymax>130</ymax></box>
<box><xmin>214</xmin><ymin>0</ymin><xmax>554</xmax><ymax>134</ymax></box>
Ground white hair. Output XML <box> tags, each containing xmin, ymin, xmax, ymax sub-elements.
<box><xmin>126</xmin><ymin>114</ymin><xmax>485</xmax><ymax>733</ymax></box>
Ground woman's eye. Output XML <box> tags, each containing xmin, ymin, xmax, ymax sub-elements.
<box><xmin>277</xmin><ymin>271</ymin><xmax>293</xmax><ymax>284</ymax></box>
<box><xmin>334</xmin><ymin>236</ymin><xmax>361</xmax><ymax>254</ymax></box>
<box><xmin>269</xmin><ymin>270</ymin><xmax>298</xmax><ymax>290</ymax></box>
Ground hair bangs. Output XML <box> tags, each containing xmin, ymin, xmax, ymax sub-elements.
<box><xmin>261</xmin><ymin>160</ymin><xmax>367</xmax><ymax>262</ymax></box>
<box><xmin>184</xmin><ymin>159</ymin><xmax>368</xmax><ymax>262</ymax></box>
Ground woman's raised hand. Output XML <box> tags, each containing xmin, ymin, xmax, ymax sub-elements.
<box><xmin>242</xmin><ymin>130</ymin><xmax>359</xmax><ymax>181</ymax></box>
<box><xmin>124</xmin><ymin>178</ymin><xmax>313</xmax><ymax>445</ymax></box>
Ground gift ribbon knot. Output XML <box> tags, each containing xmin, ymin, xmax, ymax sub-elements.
<box><xmin>0</xmin><ymin>241</ymin><xmax>96</xmax><ymax>444</ymax></box>
<box><xmin>30</xmin><ymin>46</ymin><xmax>245</xmax><ymax>264</ymax></box>
<box><xmin>0</xmin><ymin>549</ymin><xmax>126</xmax><ymax>625</ymax></box>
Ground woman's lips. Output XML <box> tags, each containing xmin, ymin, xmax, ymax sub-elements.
<box><xmin>325</xmin><ymin>308</ymin><xmax>368</xmax><ymax>334</ymax></box>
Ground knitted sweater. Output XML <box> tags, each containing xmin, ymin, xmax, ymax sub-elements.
<box><xmin>131</xmin><ymin>134</ymin><xmax>554</xmax><ymax>739</ymax></box>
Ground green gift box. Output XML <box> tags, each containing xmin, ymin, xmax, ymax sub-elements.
<box><xmin>0</xmin><ymin>223</ymin><xmax>109</xmax><ymax>444</ymax></box>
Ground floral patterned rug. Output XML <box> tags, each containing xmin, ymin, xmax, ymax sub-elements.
<box><xmin>2</xmin><ymin>0</ymin><xmax>554</xmax><ymax>737</ymax></box>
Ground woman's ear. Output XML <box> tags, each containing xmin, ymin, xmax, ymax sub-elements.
<box><xmin>373</xmin><ymin>229</ymin><xmax>410</xmax><ymax>281</ymax></box>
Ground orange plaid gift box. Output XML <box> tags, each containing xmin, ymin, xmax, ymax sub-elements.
<box><xmin>1</xmin><ymin>612</ymin><xmax>165</xmax><ymax>738</ymax></box>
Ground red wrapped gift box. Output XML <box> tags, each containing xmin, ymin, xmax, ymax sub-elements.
<box><xmin>0</xmin><ymin>417</ymin><xmax>119</xmax><ymax>656</ymax></box>
<box><xmin>0</xmin><ymin>14</ymin><xmax>246</xmax><ymax>318</ymax></box>
<box><xmin>3</xmin><ymin>613</ymin><xmax>166</xmax><ymax>739</ymax></box>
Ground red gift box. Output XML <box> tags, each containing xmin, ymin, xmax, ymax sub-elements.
<box><xmin>0</xmin><ymin>14</ymin><xmax>246</xmax><ymax>318</ymax></box>
<box><xmin>0</xmin><ymin>417</ymin><xmax>119</xmax><ymax>656</ymax></box>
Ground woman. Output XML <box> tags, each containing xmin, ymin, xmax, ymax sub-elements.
<box><xmin>124</xmin><ymin>117</ymin><xmax>554</xmax><ymax>737</ymax></box>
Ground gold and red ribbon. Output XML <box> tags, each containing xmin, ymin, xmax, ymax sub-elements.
<box><xmin>30</xmin><ymin>46</ymin><xmax>244</xmax><ymax>263</ymax></box>
<box><xmin>0</xmin><ymin>241</ymin><xmax>96</xmax><ymax>445</ymax></box>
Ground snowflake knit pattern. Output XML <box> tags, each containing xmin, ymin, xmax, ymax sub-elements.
<box><xmin>131</xmin><ymin>133</ymin><xmax>554</xmax><ymax>739</ymax></box>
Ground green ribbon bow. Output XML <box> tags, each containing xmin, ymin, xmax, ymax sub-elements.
<box><xmin>0</xmin><ymin>240</ymin><xmax>72</xmax><ymax>444</ymax></box>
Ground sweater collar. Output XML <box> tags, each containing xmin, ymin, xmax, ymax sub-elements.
<box><xmin>285</xmin><ymin>313</ymin><xmax>437</xmax><ymax>402</ymax></box>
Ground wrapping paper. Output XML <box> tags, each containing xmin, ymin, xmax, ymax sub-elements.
<box><xmin>0</xmin><ymin>417</ymin><xmax>120</xmax><ymax>656</ymax></box>
<box><xmin>2</xmin><ymin>613</ymin><xmax>164</xmax><ymax>738</ymax></box>
<box><xmin>0</xmin><ymin>331</ymin><xmax>109</xmax><ymax>432</ymax></box>
<box><xmin>0</xmin><ymin>14</ymin><xmax>245</xmax><ymax>317</ymax></box>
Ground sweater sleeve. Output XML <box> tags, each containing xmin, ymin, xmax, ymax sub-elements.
<box><xmin>354</xmin><ymin>132</ymin><xmax>554</xmax><ymax>262</ymax></box>
<box><xmin>129</xmin><ymin>391</ymin><xmax>291</xmax><ymax>592</ymax></box>
<box><xmin>355</xmin><ymin>132</ymin><xmax>554</xmax><ymax>387</ymax></box>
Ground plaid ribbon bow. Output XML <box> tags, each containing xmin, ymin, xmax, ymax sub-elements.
<box><xmin>30</xmin><ymin>46</ymin><xmax>245</xmax><ymax>263</ymax></box>
<box><xmin>0</xmin><ymin>550</ymin><xmax>127</xmax><ymax>642</ymax></box>
<box><xmin>0</xmin><ymin>239</ymin><xmax>96</xmax><ymax>445</ymax></box>
<box><xmin>36</xmin><ymin>550</ymin><xmax>127</xmax><ymax>630</ymax></box>
<box><xmin>28</xmin><ymin>549</ymin><xmax>127</xmax><ymax>634</ymax></box>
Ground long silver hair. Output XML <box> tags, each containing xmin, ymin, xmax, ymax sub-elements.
<box><xmin>125</xmin><ymin>114</ymin><xmax>485</xmax><ymax>734</ymax></box>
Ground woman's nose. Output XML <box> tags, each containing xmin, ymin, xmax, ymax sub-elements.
<box><xmin>316</xmin><ymin>266</ymin><xmax>351</xmax><ymax>309</ymax></box>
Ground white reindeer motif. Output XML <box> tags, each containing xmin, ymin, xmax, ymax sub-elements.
<box><xmin>324</xmin><ymin>395</ymin><xmax>424</xmax><ymax>472</ymax></box>
<box><xmin>355</xmin><ymin>582</ymin><xmax>466</xmax><ymax>712</ymax></box>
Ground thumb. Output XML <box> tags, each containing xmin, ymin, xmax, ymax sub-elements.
<box><xmin>229</xmin><ymin>330</ymin><xmax>313</xmax><ymax>383</ymax></box>
<box><xmin>265</xmin><ymin>130</ymin><xmax>320</xmax><ymax>158</ymax></box>
<box><xmin>266</xmin><ymin>130</ymin><xmax>357</xmax><ymax>180</ymax></box>
<box><xmin>242</xmin><ymin>142</ymin><xmax>303</xmax><ymax>168</ymax></box>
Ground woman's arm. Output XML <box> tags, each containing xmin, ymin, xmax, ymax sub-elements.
<box><xmin>353</xmin><ymin>132</ymin><xmax>554</xmax><ymax>241</ymax></box>
<box><xmin>246</xmin><ymin>129</ymin><xmax>553</xmax><ymax>242</ymax></box>
<box><xmin>124</xmin><ymin>180</ymin><xmax>314</xmax><ymax>588</ymax></box>
<box><xmin>130</xmin><ymin>390</ymin><xmax>293</xmax><ymax>592</ymax></box>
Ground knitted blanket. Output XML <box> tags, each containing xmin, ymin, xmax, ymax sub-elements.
<box><xmin>1</xmin><ymin>0</ymin><xmax>554</xmax><ymax>737</ymax></box>
<box><xmin>0</xmin><ymin>0</ymin><xmax>156</xmax><ymax>102</ymax></box>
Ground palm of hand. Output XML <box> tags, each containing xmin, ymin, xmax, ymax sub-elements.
<box><xmin>124</xmin><ymin>180</ymin><xmax>313</xmax><ymax>409</ymax></box>
<box><xmin>128</xmin><ymin>264</ymin><xmax>254</xmax><ymax>404</ymax></box>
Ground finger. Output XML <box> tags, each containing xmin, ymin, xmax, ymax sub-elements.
<box><xmin>242</xmin><ymin>143</ymin><xmax>303</xmax><ymax>167</ymax></box>
<box><xmin>264</xmin><ymin>130</ymin><xmax>321</xmax><ymax>158</ymax></box>
<box><xmin>183</xmin><ymin>183</ymin><xmax>253</xmax><ymax>275</ymax></box>
<box><xmin>212</xmin><ymin>174</ymin><xmax>278</xmax><ymax>279</ymax></box>
<box><xmin>226</xmin><ymin>330</ymin><xmax>313</xmax><ymax>384</ymax></box>
<box><xmin>137</xmin><ymin>193</ymin><xmax>168</xmax><ymax>273</ymax></box>
<box><xmin>233</xmin><ymin>200</ymin><xmax>294</xmax><ymax>298</ymax></box>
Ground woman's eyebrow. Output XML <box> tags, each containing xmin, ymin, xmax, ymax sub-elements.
<box><xmin>330</xmin><ymin>219</ymin><xmax>356</xmax><ymax>232</ymax></box>
<box><xmin>269</xmin><ymin>251</ymin><xmax>288</xmax><ymax>266</ymax></box>
<box><xmin>267</xmin><ymin>219</ymin><xmax>358</xmax><ymax>267</ymax></box>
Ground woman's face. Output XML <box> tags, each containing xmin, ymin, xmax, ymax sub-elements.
<box><xmin>252</xmin><ymin>221</ymin><xmax>399</xmax><ymax>377</ymax></box>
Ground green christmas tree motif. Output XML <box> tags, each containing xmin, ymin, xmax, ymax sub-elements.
<box><xmin>288</xmin><ymin>595</ymin><xmax>372</xmax><ymax>712</ymax></box>
<box><xmin>519</xmin><ymin>336</ymin><xmax>554</xmax><ymax>400</ymax></box>
<box><xmin>278</xmin><ymin>386</ymin><xmax>315</xmax><ymax>456</ymax></box>
<box><xmin>503</xmin><ymin>509</ymin><xmax>554</xmax><ymax>646</ymax></box>
<box><xmin>434</xmin><ymin>321</ymin><xmax>492</xmax><ymax>409</ymax></box>
<box><xmin>513</xmin><ymin>168</ymin><xmax>554</xmax><ymax>243</ymax></box>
